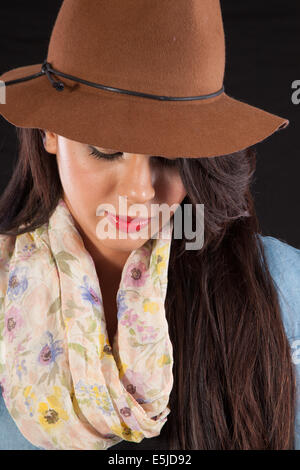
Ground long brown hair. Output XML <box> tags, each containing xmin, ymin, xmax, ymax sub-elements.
<box><xmin>0</xmin><ymin>127</ymin><xmax>296</xmax><ymax>449</ymax></box>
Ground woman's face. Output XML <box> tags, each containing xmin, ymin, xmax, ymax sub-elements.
<box><xmin>43</xmin><ymin>131</ymin><xmax>187</xmax><ymax>260</ymax></box>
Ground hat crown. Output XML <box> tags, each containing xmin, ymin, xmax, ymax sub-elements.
<box><xmin>47</xmin><ymin>0</ymin><xmax>225</xmax><ymax>96</ymax></box>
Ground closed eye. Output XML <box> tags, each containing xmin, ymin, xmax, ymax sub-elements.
<box><xmin>88</xmin><ymin>146</ymin><xmax>178</xmax><ymax>167</ymax></box>
<box><xmin>88</xmin><ymin>146</ymin><xmax>123</xmax><ymax>161</ymax></box>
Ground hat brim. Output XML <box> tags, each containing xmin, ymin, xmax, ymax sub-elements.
<box><xmin>0</xmin><ymin>63</ymin><xmax>289</xmax><ymax>158</ymax></box>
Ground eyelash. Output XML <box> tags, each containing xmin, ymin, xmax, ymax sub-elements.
<box><xmin>88</xmin><ymin>146</ymin><xmax>177</xmax><ymax>167</ymax></box>
<box><xmin>89</xmin><ymin>147</ymin><xmax>123</xmax><ymax>161</ymax></box>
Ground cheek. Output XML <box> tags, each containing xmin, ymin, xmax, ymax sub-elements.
<box><xmin>162</xmin><ymin>172</ymin><xmax>187</xmax><ymax>206</ymax></box>
<box><xmin>57</xmin><ymin>153</ymin><xmax>113</xmax><ymax>202</ymax></box>
<box><xmin>57</xmin><ymin>154</ymin><xmax>116</xmax><ymax>233</ymax></box>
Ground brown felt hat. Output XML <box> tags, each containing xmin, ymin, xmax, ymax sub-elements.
<box><xmin>0</xmin><ymin>0</ymin><xmax>289</xmax><ymax>159</ymax></box>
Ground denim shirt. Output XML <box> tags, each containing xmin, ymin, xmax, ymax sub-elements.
<box><xmin>0</xmin><ymin>235</ymin><xmax>299</xmax><ymax>450</ymax></box>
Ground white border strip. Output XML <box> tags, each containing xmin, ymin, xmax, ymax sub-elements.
<box><xmin>0</xmin><ymin>81</ymin><xmax>6</xmax><ymax>104</ymax></box>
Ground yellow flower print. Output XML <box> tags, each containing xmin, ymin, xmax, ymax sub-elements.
<box><xmin>117</xmin><ymin>361</ymin><xmax>128</xmax><ymax>380</ymax></box>
<box><xmin>64</xmin><ymin>316</ymin><xmax>74</xmax><ymax>334</ymax></box>
<box><xmin>38</xmin><ymin>385</ymin><xmax>69</xmax><ymax>431</ymax></box>
<box><xmin>110</xmin><ymin>423</ymin><xmax>144</xmax><ymax>442</ymax></box>
<box><xmin>99</xmin><ymin>332</ymin><xmax>113</xmax><ymax>359</ymax></box>
<box><xmin>143</xmin><ymin>301</ymin><xmax>159</xmax><ymax>314</ymax></box>
<box><xmin>91</xmin><ymin>385</ymin><xmax>112</xmax><ymax>412</ymax></box>
<box><xmin>155</xmin><ymin>245</ymin><xmax>168</xmax><ymax>275</ymax></box>
<box><xmin>23</xmin><ymin>385</ymin><xmax>37</xmax><ymax>417</ymax></box>
<box><xmin>92</xmin><ymin>385</ymin><xmax>100</xmax><ymax>398</ymax></box>
<box><xmin>157</xmin><ymin>354</ymin><xmax>171</xmax><ymax>367</ymax></box>
<box><xmin>99</xmin><ymin>332</ymin><xmax>105</xmax><ymax>358</ymax></box>
<box><xmin>23</xmin><ymin>385</ymin><xmax>36</xmax><ymax>401</ymax></box>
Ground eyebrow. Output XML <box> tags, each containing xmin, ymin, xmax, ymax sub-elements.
<box><xmin>94</xmin><ymin>145</ymin><xmax>120</xmax><ymax>153</ymax></box>
<box><xmin>92</xmin><ymin>145</ymin><xmax>147</xmax><ymax>155</ymax></box>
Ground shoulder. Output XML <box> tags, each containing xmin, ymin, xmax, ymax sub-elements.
<box><xmin>258</xmin><ymin>235</ymin><xmax>300</xmax><ymax>449</ymax></box>
<box><xmin>258</xmin><ymin>234</ymin><xmax>300</xmax><ymax>271</ymax></box>
<box><xmin>257</xmin><ymin>234</ymin><xmax>300</xmax><ymax>337</ymax></box>
<box><xmin>0</xmin><ymin>234</ymin><xmax>16</xmax><ymax>321</ymax></box>
<box><xmin>0</xmin><ymin>235</ymin><xmax>16</xmax><ymax>374</ymax></box>
<box><xmin>0</xmin><ymin>234</ymin><xmax>16</xmax><ymax>294</ymax></box>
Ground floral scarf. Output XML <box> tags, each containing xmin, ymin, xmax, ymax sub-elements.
<box><xmin>0</xmin><ymin>198</ymin><xmax>174</xmax><ymax>450</ymax></box>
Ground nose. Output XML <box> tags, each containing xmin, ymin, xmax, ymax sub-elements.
<box><xmin>118</xmin><ymin>154</ymin><xmax>156</xmax><ymax>203</ymax></box>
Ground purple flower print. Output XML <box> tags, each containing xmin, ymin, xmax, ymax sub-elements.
<box><xmin>75</xmin><ymin>379</ymin><xmax>115</xmax><ymax>416</ymax></box>
<box><xmin>38</xmin><ymin>331</ymin><xmax>64</xmax><ymax>366</ymax></box>
<box><xmin>129</xmin><ymin>321</ymin><xmax>158</xmax><ymax>343</ymax></box>
<box><xmin>120</xmin><ymin>308</ymin><xmax>138</xmax><ymax>328</ymax></box>
<box><xmin>136</xmin><ymin>397</ymin><xmax>151</xmax><ymax>404</ymax></box>
<box><xmin>116</xmin><ymin>290</ymin><xmax>128</xmax><ymax>320</ymax></box>
<box><xmin>80</xmin><ymin>275</ymin><xmax>102</xmax><ymax>308</ymax></box>
<box><xmin>122</xmin><ymin>368</ymin><xmax>151</xmax><ymax>404</ymax></box>
<box><xmin>7</xmin><ymin>266</ymin><xmax>28</xmax><ymax>301</ymax></box>
<box><xmin>16</xmin><ymin>358</ymin><xmax>27</xmax><ymax>380</ymax></box>
<box><xmin>123</xmin><ymin>261</ymin><xmax>149</xmax><ymax>288</ymax></box>
<box><xmin>140</xmin><ymin>325</ymin><xmax>158</xmax><ymax>343</ymax></box>
<box><xmin>4</xmin><ymin>306</ymin><xmax>24</xmax><ymax>342</ymax></box>
<box><xmin>75</xmin><ymin>379</ymin><xmax>90</xmax><ymax>396</ymax></box>
<box><xmin>20</xmin><ymin>243</ymin><xmax>37</xmax><ymax>259</ymax></box>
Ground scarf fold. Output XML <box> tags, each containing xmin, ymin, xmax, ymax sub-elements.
<box><xmin>0</xmin><ymin>198</ymin><xmax>174</xmax><ymax>450</ymax></box>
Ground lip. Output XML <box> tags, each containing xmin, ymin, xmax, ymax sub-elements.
<box><xmin>109</xmin><ymin>212</ymin><xmax>151</xmax><ymax>223</ymax></box>
<box><xmin>105</xmin><ymin>211</ymin><xmax>152</xmax><ymax>233</ymax></box>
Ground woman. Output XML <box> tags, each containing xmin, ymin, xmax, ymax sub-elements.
<box><xmin>0</xmin><ymin>0</ymin><xmax>299</xmax><ymax>450</ymax></box>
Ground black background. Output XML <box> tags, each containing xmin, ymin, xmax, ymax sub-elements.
<box><xmin>0</xmin><ymin>0</ymin><xmax>299</xmax><ymax>247</ymax></box>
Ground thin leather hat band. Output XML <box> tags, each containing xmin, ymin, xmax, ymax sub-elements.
<box><xmin>2</xmin><ymin>60</ymin><xmax>225</xmax><ymax>102</ymax></box>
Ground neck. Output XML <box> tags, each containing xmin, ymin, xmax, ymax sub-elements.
<box><xmin>75</xmin><ymin>221</ymin><xmax>131</xmax><ymax>278</ymax></box>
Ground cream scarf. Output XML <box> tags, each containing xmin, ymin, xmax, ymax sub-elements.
<box><xmin>0</xmin><ymin>198</ymin><xmax>174</xmax><ymax>450</ymax></box>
